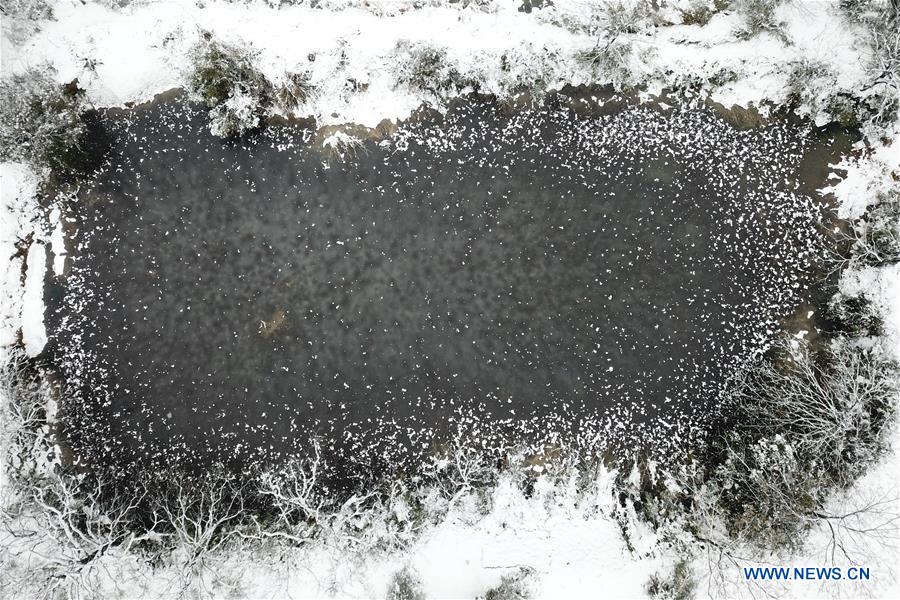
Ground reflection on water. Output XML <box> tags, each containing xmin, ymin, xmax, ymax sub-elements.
<box><xmin>54</xmin><ymin>94</ymin><xmax>834</xmax><ymax>474</ymax></box>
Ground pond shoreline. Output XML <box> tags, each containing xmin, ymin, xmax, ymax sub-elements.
<box><xmin>38</xmin><ymin>89</ymin><xmax>856</xmax><ymax>483</ymax></box>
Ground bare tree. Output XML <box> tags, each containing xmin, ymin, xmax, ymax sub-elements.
<box><xmin>6</xmin><ymin>472</ymin><xmax>164</xmax><ymax>599</ymax></box>
<box><xmin>729</xmin><ymin>342</ymin><xmax>898</xmax><ymax>486</ymax></box>
<box><xmin>256</xmin><ymin>442</ymin><xmax>325</xmax><ymax>543</ymax></box>
<box><xmin>421</xmin><ymin>428</ymin><xmax>499</xmax><ymax>515</ymax></box>
<box><xmin>152</xmin><ymin>476</ymin><xmax>248</xmax><ymax>590</ymax></box>
<box><xmin>0</xmin><ymin>352</ymin><xmax>51</xmax><ymax>487</ymax></box>
<box><xmin>828</xmin><ymin>195</ymin><xmax>900</xmax><ymax>277</ymax></box>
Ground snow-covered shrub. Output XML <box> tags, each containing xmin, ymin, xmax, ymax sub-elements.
<box><xmin>0</xmin><ymin>67</ymin><xmax>92</xmax><ymax>177</ymax></box>
<box><xmin>0</xmin><ymin>0</ymin><xmax>52</xmax><ymax>43</ymax></box>
<box><xmin>845</xmin><ymin>2</ymin><xmax>900</xmax><ymax>122</ymax></box>
<box><xmin>732</xmin><ymin>343</ymin><xmax>897</xmax><ymax>489</ymax></box>
<box><xmin>0</xmin><ymin>350</ymin><xmax>52</xmax><ymax>487</ymax></box>
<box><xmin>385</xmin><ymin>566</ymin><xmax>426</xmax><ymax>600</ymax></box>
<box><xmin>785</xmin><ymin>58</ymin><xmax>831</xmax><ymax>110</ymax></box>
<box><xmin>394</xmin><ymin>41</ymin><xmax>472</xmax><ymax>97</ymax></box>
<box><xmin>712</xmin><ymin>433</ymin><xmax>826</xmax><ymax>551</ymax></box>
<box><xmin>258</xmin><ymin>451</ymin><xmax>424</xmax><ymax>554</ymax></box>
<box><xmin>496</xmin><ymin>45</ymin><xmax>559</xmax><ymax>108</ymax></box>
<box><xmin>2</xmin><ymin>351</ymin><xmax>153</xmax><ymax>598</ymax></box>
<box><xmin>187</xmin><ymin>32</ymin><xmax>274</xmax><ymax>137</ymax></box>
<box><xmin>825</xmin><ymin>292</ymin><xmax>884</xmax><ymax>338</ymax></box>
<box><xmin>597</xmin><ymin>0</ymin><xmax>656</xmax><ymax>32</ymax></box>
<box><xmin>837</xmin><ymin>1</ymin><xmax>899</xmax><ymax>123</ymax></box>
<box><xmin>577</xmin><ymin>38</ymin><xmax>636</xmax><ymax>89</ymax></box>
<box><xmin>273</xmin><ymin>72</ymin><xmax>314</xmax><ymax>115</ymax></box>
<box><xmin>679</xmin><ymin>0</ymin><xmax>715</xmax><ymax>26</ymax></box>
<box><xmin>734</xmin><ymin>0</ymin><xmax>787</xmax><ymax>41</ymax></box>
<box><xmin>783</xmin><ymin>59</ymin><xmax>866</xmax><ymax>125</ymax></box>
<box><xmin>421</xmin><ymin>435</ymin><xmax>500</xmax><ymax>517</ymax></box>
<box><xmin>685</xmin><ymin>341</ymin><xmax>898</xmax><ymax>551</ymax></box>
<box><xmin>824</xmin><ymin>92</ymin><xmax>864</xmax><ymax>127</ymax></box>
<box><xmin>645</xmin><ymin>559</ymin><xmax>697</xmax><ymax>600</ymax></box>
<box><xmin>6</xmin><ymin>470</ymin><xmax>157</xmax><ymax>599</ymax></box>
<box><xmin>839</xmin><ymin>0</ymin><xmax>897</xmax><ymax>23</ymax></box>
<box><xmin>626</xmin><ymin>338</ymin><xmax>898</xmax><ymax>555</ymax></box>
<box><xmin>482</xmin><ymin>567</ymin><xmax>537</xmax><ymax>600</ymax></box>
<box><xmin>321</xmin><ymin>131</ymin><xmax>366</xmax><ymax>163</ymax></box>
<box><xmin>0</xmin><ymin>0</ymin><xmax>50</xmax><ymax>18</ymax></box>
<box><xmin>573</xmin><ymin>1</ymin><xmax>657</xmax><ymax>89</ymax></box>
<box><xmin>540</xmin><ymin>0</ymin><xmax>656</xmax><ymax>55</ymax></box>
<box><xmin>833</xmin><ymin>193</ymin><xmax>900</xmax><ymax>271</ymax></box>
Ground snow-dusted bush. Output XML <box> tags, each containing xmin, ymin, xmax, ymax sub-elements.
<box><xmin>679</xmin><ymin>0</ymin><xmax>715</xmax><ymax>26</ymax></box>
<box><xmin>0</xmin><ymin>351</ymin><xmax>52</xmax><ymax>488</ymax></box>
<box><xmin>784</xmin><ymin>57</ymin><xmax>863</xmax><ymax>126</ymax></box>
<box><xmin>0</xmin><ymin>0</ymin><xmax>51</xmax><ymax>28</ymax></box>
<box><xmin>482</xmin><ymin>566</ymin><xmax>537</xmax><ymax>600</ymax></box>
<box><xmin>645</xmin><ymin>560</ymin><xmax>696</xmax><ymax>600</ymax></box>
<box><xmin>572</xmin><ymin>1</ymin><xmax>657</xmax><ymax>89</ymax></box>
<box><xmin>712</xmin><ymin>432</ymin><xmax>828</xmax><ymax>551</ymax></box>
<box><xmin>839</xmin><ymin>0</ymin><xmax>898</xmax><ymax>23</ymax></box>
<box><xmin>847</xmin><ymin>1</ymin><xmax>900</xmax><ymax>123</ymax></box>
<box><xmin>385</xmin><ymin>566</ymin><xmax>426</xmax><ymax>600</ymax></box>
<box><xmin>495</xmin><ymin>45</ymin><xmax>559</xmax><ymax>108</ymax></box>
<box><xmin>825</xmin><ymin>292</ymin><xmax>884</xmax><ymax>338</ymax></box>
<box><xmin>188</xmin><ymin>32</ymin><xmax>275</xmax><ymax>137</ymax></box>
<box><xmin>4</xmin><ymin>470</ymin><xmax>158</xmax><ymax>599</ymax></box>
<box><xmin>273</xmin><ymin>71</ymin><xmax>314</xmax><ymax>115</ymax></box>
<box><xmin>687</xmin><ymin>341</ymin><xmax>894</xmax><ymax>553</ymax></box>
<box><xmin>676</xmin><ymin>341</ymin><xmax>894</xmax><ymax>551</ymax></box>
<box><xmin>0</xmin><ymin>0</ymin><xmax>52</xmax><ymax>43</ymax></box>
<box><xmin>321</xmin><ymin>131</ymin><xmax>366</xmax><ymax>163</ymax></box>
<box><xmin>730</xmin><ymin>343</ymin><xmax>897</xmax><ymax>488</ymax></box>
<box><xmin>545</xmin><ymin>0</ymin><xmax>656</xmax><ymax>36</ymax></box>
<box><xmin>0</xmin><ymin>0</ymin><xmax>50</xmax><ymax>18</ymax></box>
<box><xmin>252</xmin><ymin>432</ymin><xmax>504</xmax><ymax>557</ymax></box>
<box><xmin>0</xmin><ymin>67</ymin><xmax>92</xmax><ymax>177</ymax></box>
<box><xmin>420</xmin><ymin>434</ymin><xmax>500</xmax><ymax>517</ymax></box>
<box><xmin>785</xmin><ymin>58</ymin><xmax>831</xmax><ymax>108</ymax></box>
<box><xmin>2</xmin><ymin>351</ymin><xmax>151</xmax><ymax>598</ymax></box>
<box><xmin>734</xmin><ymin>0</ymin><xmax>787</xmax><ymax>41</ymax></box>
<box><xmin>825</xmin><ymin>93</ymin><xmax>864</xmax><ymax>127</ymax></box>
<box><xmin>394</xmin><ymin>41</ymin><xmax>472</xmax><ymax>97</ymax></box>
<box><xmin>623</xmin><ymin>331</ymin><xmax>898</xmax><ymax>559</ymax></box>
<box><xmin>576</xmin><ymin>38</ymin><xmax>637</xmax><ymax>89</ymax></box>
<box><xmin>833</xmin><ymin>193</ymin><xmax>900</xmax><ymax>271</ymax></box>
<box><xmin>257</xmin><ymin>448</ymin><xmax>416</xmax><ymax>554</ymax></box>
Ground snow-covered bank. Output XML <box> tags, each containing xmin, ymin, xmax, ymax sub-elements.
<box><xmin>824</xmin><ymin>122</ymin><xmax>900</xmax><ymax>357</ymax></box>
<box><xmin>0</xmin><ymin>163</ymin><xmax>44</xmax><ymax>354</ymax></box>
<box><xmin>178</xmin><ymin>469</ymin><xmax>658</xmax><ymax>600</ymax></box>
<box><xmin>1</xmin><ymin>0</ymin><xmax>876</xmax><ymax>128</ymax></box>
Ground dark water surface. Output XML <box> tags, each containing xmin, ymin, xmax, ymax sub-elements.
<box><xmin>52</xmin><ymin>93</ymin><xmax>839</xmax><ymax>475</ymax></box>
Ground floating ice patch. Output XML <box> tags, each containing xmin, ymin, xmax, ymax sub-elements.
<box><xmin>23</xmin><ymin>242</ymin><xmax>47</xmax><ymax>357</ymax></box>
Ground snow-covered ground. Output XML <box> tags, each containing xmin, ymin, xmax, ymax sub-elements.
<box><xmin>0</xmin><ymin>0</ymin><xmax>877</xmax><ymax>128</ymax></box>
<box><xmin>1</xmin><ymin>1</ymin><xmax>898</xmax><ymax>598</ymax></box>
<box><xmin>0</xmin><ymin>163</ymin><xmax>44</xmax><ymax>355</ymax></box>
